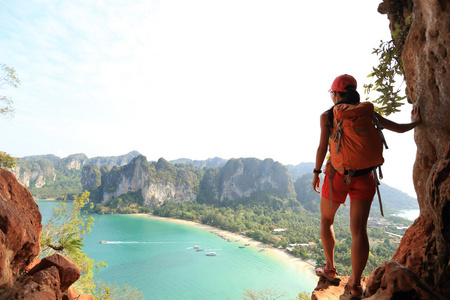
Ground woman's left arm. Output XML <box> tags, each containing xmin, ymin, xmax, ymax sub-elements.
<box><xmin>376</xmin><ymin>106</ymin><xmax>422</xmax><ymax>133</ymax></box>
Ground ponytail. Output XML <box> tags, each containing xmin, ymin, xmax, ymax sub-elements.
<box><xmin>327</xmin><ymin>85</ymin><xmax>360</xmax><ymax>129</ymax></box>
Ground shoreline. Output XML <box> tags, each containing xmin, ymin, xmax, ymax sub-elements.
<box><xmin>135</xmin><ymin>213</ymin><xmax>317</xmax><ymax>277</ymax></box>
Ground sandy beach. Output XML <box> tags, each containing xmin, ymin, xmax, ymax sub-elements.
<box><xmin>136</xmin><ymin>213</ymin><xmax>317</xmax><ymax>278</ymax></box>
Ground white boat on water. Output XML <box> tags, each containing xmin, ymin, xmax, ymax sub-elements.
<box><xmin>99</xmin><ymin>241</ymin><xmax>107</xmax><ymax>244</ymax></box>
<box><xmin>193</xmin><ymin>245</ymin><xmax>200</xmax><ymax>249</ymax></box>
<box><xmin>206</xmin><ymin>252</ymin><xmax>216</xmax><ymax>256</ymax></box>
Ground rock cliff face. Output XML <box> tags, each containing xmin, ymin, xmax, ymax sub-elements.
<box><xmin>13</xmin><ymin>159</ymin><xmax>56</xmax><ymax>188</ymax></box>
<box><xmin>142</xmin><ymin>181</ymin><xmax>196</xmax><ymax>206</ymax></box>
<box><xmin>170</xmin><ymin>157</ymin><xmax>228</xmax><ymax>168</ymax></box>
<box><xmin>84</xmin><ymin>156</ymin><xmax>296</xmax><ymax>208</ymax></box>
<box><xmin>0</xmin><ymin>169</ymin><xmax>86</xmax><ymax>299</ymax></box>
<box><xmin>198</xmin><ymin>158</ymin><xmax>296</xmax><ymax>203</ymax></box>
<box><xmin>61</xmin><ymin>153</ymin><xmax>89</xmax><ymax>170</ymax></box>
<box><xmin>88</xmin><ymin>150</ymin><xmax>141</xmax><ymax>168</ymax></box>
<box><xmin>83</xmin><ymin>155</ymin><xmax>198</xmax><ymax>206</ymax></box>
<box><xmin>12</xmin><ymin>151</ymin><xmax>141</xmax><ymax>198</ymax></box>
<box><xmin>382</xmin><ymin>0</ymin><xmax>449</xmax><ymax>297</ymax></box>
<box><xmin>313</xmin><ymin>0</ymin><xmax>449</xmax><ymax>299</ymax></box>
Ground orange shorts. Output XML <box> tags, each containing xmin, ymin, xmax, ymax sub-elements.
<box><xmin>321</xmin><ymin>171</ymin><xmax>376</xmax><ymax>204</ymax></box>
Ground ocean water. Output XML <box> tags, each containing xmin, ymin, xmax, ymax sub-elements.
<box><xmin>37</xmin><ymin>201</ymin><xmax>317</xmax><ymax>300</ymax></box>
<box><xmin>393</xmin><ymin>209</ymin><xmax>420</xmax><ymax>221</ymax></box>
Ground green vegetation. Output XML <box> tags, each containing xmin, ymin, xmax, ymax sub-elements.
<box><xmin>364</xmin><ymin>15</ymin><xmax>412</xmax><ymax>116</ymax></box>
<box><xmin>40</xmin><ymin>191</ymin><xmax>104</xmax><ymax>293</ymax></box>
<box><xmin>19</xmin><ymin>158</ymin><xmax>83</xmax><ymax>199</ymax></box>
<box><xmin>94</xmin><ymin>280</ymin><xmax>144</xmax><ymax>300</ymax></box>
<box><xmin>0</xmin><ymin>151</ymin><xmax>17</xmax><ymax>169</ymax></box>
<box><xmin>1</xmin><ymin>63</ymin><xmax>20</xmax><ymax>168</ymax></box>
<box><xmin>1</xmin><ymin>63</ymin><xmax>20</xmax><ymax>118</ymax></box>
<box><xmin>93</xmin><ymin>190</ymin><xmax>152</xmax><ymax>214</ymax></box>
<box><xmin>243</xmin><ymin>288</ymin><xmax>311</xmax><ymax>300</ymax></box>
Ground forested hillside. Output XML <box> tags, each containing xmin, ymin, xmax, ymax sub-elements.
<box><xmin>12</xmin><ymin>152</ymin><xmax>417</xmax><ymax>215</ymax></box>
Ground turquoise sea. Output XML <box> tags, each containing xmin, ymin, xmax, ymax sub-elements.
<box><xmin>37</xmin><ymin>200</ymin><xmax>317</xmax><ymax>300</ymax></box>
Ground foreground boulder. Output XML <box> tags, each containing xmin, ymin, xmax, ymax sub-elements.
<box><xmin>0</xmin><ymin>168</ymin><xmax>87</xmax><ymax>299</ymax></box>
<box><xmin>28</xmin><ymin>254</ymin><xmax>81</xmax><ymax>292</ymax></box>
<box><xmin>0</xmin><ymin>168</ymin><xmax>42</xmax><ymax>290</ymax></box>
<box><xmin>365</xmin><ymin>261</ymin><xmax>442</xmax><ymax>299</ymax></box>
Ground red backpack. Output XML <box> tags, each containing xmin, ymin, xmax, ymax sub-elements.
<box><xmin>329</xmin><ymin>101</ymin><xmax>388</xmax><ymax>215</ymax></box>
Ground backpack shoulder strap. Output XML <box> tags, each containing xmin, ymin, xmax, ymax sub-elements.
<box><xmin>372</xmin><ymin>115</ymin><xmax>389</xmax><ymax>149</ymax></box>
<box><xmin>373</xmin><ymin>166</ymin><xmax>384</xmax><ymax>217</ymax></box>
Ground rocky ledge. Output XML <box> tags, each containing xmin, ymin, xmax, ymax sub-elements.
<box><xmin>311</xmin><ymin>261</ymin><xmax>443</xmax><ymax>299</ymax></box>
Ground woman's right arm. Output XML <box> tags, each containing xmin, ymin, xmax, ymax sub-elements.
<box><xmin>313</xmin><ymin>112</ymin><xmax>331</xmax><ymax>193</ymax></box>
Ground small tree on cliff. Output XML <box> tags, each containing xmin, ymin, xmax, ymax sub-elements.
<box><xmin>0</xmin><ymin>63</ymin><xmax>19</xmax><ymax>117</ymax></box>
<box><xmin>40</xmin><ymin>191</ymin><xmax>104</xmax><ymax>293</ymax></box>
<box><xmin>0</xmin><ymin>151</ymin><xmax>16</xmax><ymax>169</ymax></box>
<box><xmin>0</xmin><ymin>63</ymin><xmax>20</xmax><ymax>169</ymax></box>
<box><xmin>363</xmin><ymin>16</ymin><xmax>412</xmax><ymax>116</ymax></box>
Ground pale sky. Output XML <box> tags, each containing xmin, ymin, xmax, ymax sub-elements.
<box><xmin>0</xmin><ymin>0</ymin><xmax>418</xmax><ymax>197</ymax></box>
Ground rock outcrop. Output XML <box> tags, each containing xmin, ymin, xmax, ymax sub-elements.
<box><xmin>312</xmin><ymin>262</ymin><xmax>442</xmax><ymax>300</ymax></box>
<box><xmin>364</xmin><ymin>261</ymin><xmax>442</xmax><ymax>299</ymax></box>
<box><xmin>88</xmin><ymin>150</ymin><xmax>141</xmax><ymax>168</ymax></box>
<box><xmin>170</xmin><ymin>157</ymin><xmax>228</xmax><ymax>168</ymax></box>
<box><xmin>0</xmin><ymin>168</ymin><xmax>41</xmax><ymax>289</ymax></box>
<box><xmin>313</xmin><ymin>0</ymin><xmax>450</xmax><ymax>298</ymax></box>
<box><xmin>12</xmin><ymin>151</ymin><xmax>141</xmax><ymax>196</ymax></box>
<box><xmin>12</xmin><ymin>159</ymin><xmax>56</xmax><ymax>188</ymax></box>
<box><xmin>83</xmin><ymin>156</ymin><xmax>296</xmax><ymax>208</ymax></box>
<box><xmin>197</xmin><ymin>158</ymin><xmax>296</xmax><ymax>203</ymax></box>
<box><xmin>61</xmin><ymin>153</ymin><xmax>89</xmax><ymax>170</ymax></box>
<box><xmin>312</xmin><ymin>277</ymin><xmax>369</xmax><ymax>300</ymax></box>
<box><xmin>83</xmin><ymin>155</ymin><xmax>198</xmax><ymax>206</ymax></box>
<box><xmin>0</xmin><ymin>168</ymin><xmax>85</xmax><ymax>299</ymax></box>
<box><xmin>381</xmin><ymin>0</ymin><xmax>449</xmax><ymax>297</ymax></box>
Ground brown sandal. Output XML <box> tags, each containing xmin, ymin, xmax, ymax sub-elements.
<box><xmin>315</xmin><ymin>265</ymin><xmax>341</xmax><ymax>282</ymax></box>
<box><xmin>346</xmin><ymin>282</ymin><xmax>365</xmax><ymax>298</ymax></box>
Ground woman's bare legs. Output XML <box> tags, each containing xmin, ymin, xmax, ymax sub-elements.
<box><xmin>320</xmin><ymin>196</ymin><xmax>341</xmax><ymax>270</ymax></box>
<box><xmin>348</xmin><ymin>198</ymin><xmax>372</xmax><ymax>287</ymax></box>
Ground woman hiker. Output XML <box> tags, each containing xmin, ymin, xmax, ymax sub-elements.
<box><xmin>312</xmin><ymin>74</ymin><xmax>421</xmax><ymax>298</ymax></box>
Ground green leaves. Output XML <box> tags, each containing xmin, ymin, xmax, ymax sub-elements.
<box><xmin>364</xmin><ymin>16</ymin><xmax>412</xmax><ymax>116</ymax></box>
<box><xmin>0</xmin><ymin>151</ymin><xmax>17</xmax><ymax>169</ymax></box>
<box><xmin>40</xmin><ymin>191</ymin><xmax>105</xmax><ymax>294</ymax></box>
<box><xmin>0</xmin><ymin>64</ymin><xmax>20</xmax><ymax>118</ymax></box>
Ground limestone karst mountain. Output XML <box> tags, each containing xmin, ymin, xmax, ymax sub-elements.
<box><xmin>82</xmin><ymin>156</ymin><xmax>296</xmax><ymax>208</ymax></box>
